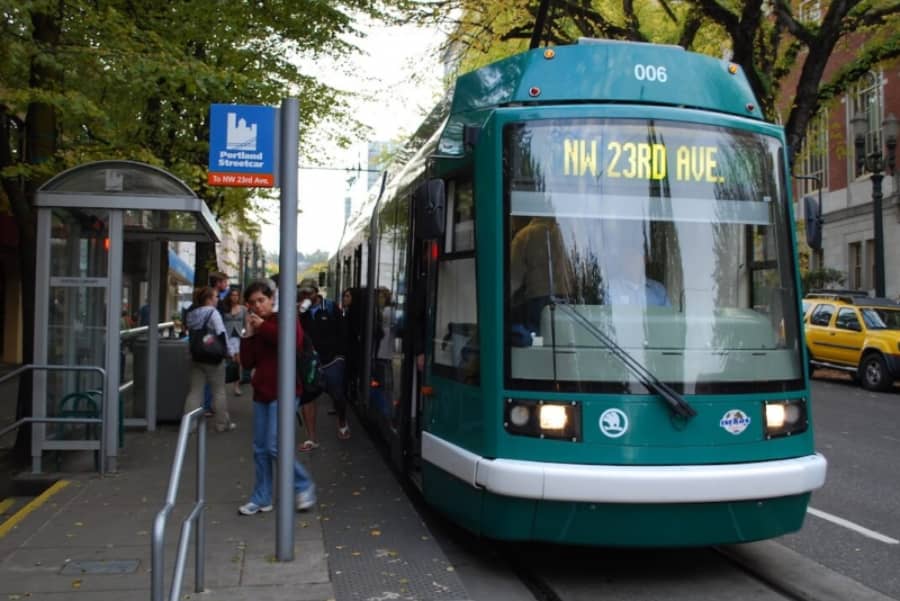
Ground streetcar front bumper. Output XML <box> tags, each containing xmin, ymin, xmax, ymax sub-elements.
<box><xmin>422</xmin><ymin>432</ymin><xmax>827</xmax><ymax>504</ymax></box>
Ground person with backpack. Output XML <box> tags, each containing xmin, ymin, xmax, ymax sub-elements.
<box><xmin>296</xmin><ymin>278</ymin><xmax>350</xmax><ymax>451</ymax></box>
<box><xmin>184</xmin><ymin>286</ymin><xmax>235</xmax><ymax>432</ymax></box>
<box><xmin>238</xmin><ymin>279</ymin><xmax>316</xmax><ymax>515</ymax></box>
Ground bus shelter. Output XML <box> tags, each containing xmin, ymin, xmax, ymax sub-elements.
<box><xmin>33</xmin><ymin>160</ymin><xmax>220</xmax><ymax>473</ymax></box>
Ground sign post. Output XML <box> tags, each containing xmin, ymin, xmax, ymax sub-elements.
<box><xmin>208</xmin><ymin>101</ymin><xmax>298</xmax><ymax>560</ymax></box>
<box><xmin>275</xmin><ymin>98</ymin><xmax>299</xmax><ymax>561</ymax></box>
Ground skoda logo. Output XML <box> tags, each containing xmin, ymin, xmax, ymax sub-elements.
<box><xmin>599</xmin><ymin>408</ymin><xmax>629</xmax><ymax>438</ymax></box>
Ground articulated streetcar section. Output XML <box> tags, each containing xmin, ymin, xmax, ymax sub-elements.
<box><xmin>332</xmin><ymin>37</ymin><xmax>826</xmax><ymax>551</ymax></box>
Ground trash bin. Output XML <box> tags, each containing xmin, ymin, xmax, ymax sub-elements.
<box><xmin>132</xmin><ymin>337</ymin><xmax>191</xmax><ymax>422</ymax></box>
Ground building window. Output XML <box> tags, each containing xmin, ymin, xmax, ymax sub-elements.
<box><xmin>798</xmin><ymin>110</ymin><xmax>828</xmax><ymax>194</ymax></box>
<box><xmin>850</xmin><ymin>71</ymin><xmax>883</xmax><ymax>177</ymax></box>
<box><xmin>798</xmin><ymin>0</ymin><xmax>821</xmax><ymax>23</ymax></box>
<box><xmin>849</xmin><ymin>241</ymin><xmax>862</xmax><ymax>289</ymax></box>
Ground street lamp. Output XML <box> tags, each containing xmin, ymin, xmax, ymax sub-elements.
<box><xmin>851</xmin><ymin>112</ymin><xmax>898</xmax><ymax>297</ymax></box>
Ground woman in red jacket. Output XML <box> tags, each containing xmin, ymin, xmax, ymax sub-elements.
<box><xmin>238</xmin><ymin>280</ymin><xmax>316</xmax><ymax>515</ymax></box>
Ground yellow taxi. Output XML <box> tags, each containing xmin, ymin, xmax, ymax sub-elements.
<box><xmin>804</xmin><ymin>291</ymin><xmax>900</xmax><ymax>391</ymax></box>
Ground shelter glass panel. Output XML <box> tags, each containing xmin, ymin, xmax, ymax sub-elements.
<box><xmin>47</xmin><ymin>208</ymin><xmax>108</xmax><ymax>435</ymax></box>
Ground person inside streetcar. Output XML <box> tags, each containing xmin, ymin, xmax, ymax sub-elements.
<box><xmin>509</xmin><ymin>216</ymin><xmax>575</xmax><ymax>338</ymax></box>
<box><xmin>599</xmin><ymin>220</ymin><xmax>671</xmax><ymax>307</ymax></box>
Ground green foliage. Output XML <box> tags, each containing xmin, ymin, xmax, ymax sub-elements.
<box><xmin>300</xmin><ymin>249</ymin><xmax>331</xmax><ymax>263</ymax></box>
<box><xmin>801</xmin><ymin>268</ymin><xmax>846</xmax><ymax>296</ymax></box>
<box><xmin>1</xmin><ymin>0</ymin><xmax>406</xmax><ymax>234</ymax></box>
<box><xmin>301</xmin><ymin>260</ymin><xmax>330</xmax><ymax>278</ymax></box>
<box><xmin>406</xmin><ymin>0</ymin><xmax>900</xmax><ymax>165</ymax></box>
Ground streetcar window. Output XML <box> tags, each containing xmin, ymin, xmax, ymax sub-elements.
<box><xmin>445</xmin><ymin>180</ymin><xmax>475</xmax><ymax>253</ymax></box>
<box><xmin>433</xmin><ymin>256</ymin><xmax>479</xmax><ymax>384</ymax></box>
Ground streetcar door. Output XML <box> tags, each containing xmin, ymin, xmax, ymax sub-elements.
<box><xmin>399</xmin><ymin>181</ymin><xmax>444</xmax><ymax>482</ymax></box>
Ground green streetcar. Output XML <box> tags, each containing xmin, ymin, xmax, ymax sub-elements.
<box><xmin>331</xmin><ymin>39</ymin><xmax>827</xmax><ymax>546</ymax></box>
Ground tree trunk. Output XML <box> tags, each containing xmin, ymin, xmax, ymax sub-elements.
<box><xmin>9</xmin><ymin>9</ymin><xmax>62</xmax><ymax>462</ymax></box>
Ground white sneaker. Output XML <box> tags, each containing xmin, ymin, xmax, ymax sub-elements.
<box><xmin>216</xmin><ymin>422</ymin><xmax>237</xmax><ymax>433</ymax></box>
<box><xmin>296</xmin><ymin>486</ymin><xmax>317</xmax><ymax>511</ymax></box>
<box><xmin>238</xmin><ymin>502</ymin><xmax>273</xmax><ymax>516</ymax></box>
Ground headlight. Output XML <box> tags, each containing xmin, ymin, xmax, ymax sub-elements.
<box><xmin>763</xmin><ymin>399</ymin><xmax>808</xmax><ymax>439</ymax></box>
<box><xmin>504</xmin><ymin>399</ymin><xmax>581</xmax><ymax>441</ymax></box>
<box><xmin>509</xmin><ymin>404</ymin><xmax>531</xmax><ymax>427</ymax></box>
<box><xmin>539</xmin><ymin>405</ymin><xmax>568</xmax><ymax>430</ymax></box>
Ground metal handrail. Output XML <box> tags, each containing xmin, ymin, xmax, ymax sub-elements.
<box><xmin>120</xmin><ymin>321</ymin><xmax>177</xmax><ymax>341</ymax></box>
<box><xmin>0</xmin><ymin>364</ymin><xmax>107</xmax><ymax>474</ymax></box>
<box><xmin>151</xmin><ymin>408</ymin><xmax>206</xmax><ymax>601</ymax></box>
<box><xmin>118</xmin><ymin>322</ymin><xmax>178</xmax><ymax>401</ymax></box>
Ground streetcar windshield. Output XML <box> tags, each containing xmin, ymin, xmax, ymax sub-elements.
<box><xmin>504</xmin><ymin>118</ymin><xmax>803</xmax><ymax>394</ymax></box>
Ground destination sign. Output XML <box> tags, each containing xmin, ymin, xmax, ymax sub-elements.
<box><xmin>563</xmin><ymin>139</ymin><xmax>725</xmax><ymax>183</ymax></box>
<box><xmin>505</xmin><ymin>119</ymin><xmax>782</xmax><ymax>201</ymax></box>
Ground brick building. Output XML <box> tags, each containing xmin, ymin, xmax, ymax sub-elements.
<box><xmin>785</xmin><ymin>5</ymin><xmax>900</xmax><ymax>296</ymax></box>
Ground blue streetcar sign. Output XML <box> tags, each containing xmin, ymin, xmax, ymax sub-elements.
<box><xmin>208</xmin><ymin>104</ymin><xmax>277</xmax><ymax>187</ymax></box>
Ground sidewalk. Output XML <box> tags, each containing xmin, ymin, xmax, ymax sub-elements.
<box><xmin>0</xmin><ymin>388</ymin><xmax>470</xmax><ymax>600</ymax></box>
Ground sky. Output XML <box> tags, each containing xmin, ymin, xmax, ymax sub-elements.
<box><xmin>258</xmin><ymin>21</ymin><xmax>445</xmax><ymax>257</ymax></box>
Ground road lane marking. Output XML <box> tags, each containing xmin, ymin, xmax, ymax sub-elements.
<box><xmin>807</xmin><ymin>507</ymin><xmax>899</xmax><ymax>544</ymax></box>
<box><xmin>0</xmin><ymin>480</ymin><xmax>70</xmax><ymax>539</ymax></box>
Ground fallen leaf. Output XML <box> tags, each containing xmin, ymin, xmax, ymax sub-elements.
<box><xmin>71</xmin><ymin>580</ymin><xmax>81</xmax><ymax>589</ymax></box>
<box><xmin>74</xmin><ymin>522</ymin><xmax>84</xmax><ymax>527</ymax></box>
<box><xmin>370</xmin><ymin>529</ymin><xmax>381</xmax><ymax>537</ymax></box>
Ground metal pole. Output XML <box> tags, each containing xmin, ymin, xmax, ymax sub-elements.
<box><xmin>105</xmin><ymin>210</ymin><xmax>123</xmax><ymax>471</ymax></box>
<box><xmin>872</xmin><ymin>169</ymin><xmax>885</xmax><ymax>297</ymax></box>
<box><xmin>195</xmin><ymin>422</ymin><xmax>206</xmax><ymax>593</ymax></box>
<box><xmin>32</xmin><ymin>209</ymin><xmax>52</xmax><ymax>474</ymax></box>
<box><xmin>147</xmin><ymin>240</ymin><xmax>161</xmax><ymax>431</ymax></box>
<box><xmin>277</xmin><ymin>98</ymin><xmax>299</xmax><ymax>561</ymax></box>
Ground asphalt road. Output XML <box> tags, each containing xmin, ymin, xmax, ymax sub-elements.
<box><xmin>780</xmin><ymin>371</ymin><xmax>900</xmax><ymax>599</ymax></box>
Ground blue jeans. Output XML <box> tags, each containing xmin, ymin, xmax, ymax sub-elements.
<box><xmin>249</xmin><ymin>398</ymin><xmax>314</xmax><ymax>507</ymax></box>
<box><xmin>321</xmin><ymin>358</ymin><xmax>347</xmax><ymax>421</ymax></box>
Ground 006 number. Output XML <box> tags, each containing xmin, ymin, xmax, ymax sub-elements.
<box><xmin>633</xmin><ymin>64</ymin><xmax>668</xmax><ymax>82</ymax></box>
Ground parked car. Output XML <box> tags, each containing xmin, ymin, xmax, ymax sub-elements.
<box><xmin>804</xmin><ymin>291</ymin><xmax>900</xmax><ymax>391</ymax></box>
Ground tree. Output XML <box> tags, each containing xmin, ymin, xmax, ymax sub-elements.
<box><xmin>802</xmin><ymin>267</ymin><xmax>846</xmax><ymax>295</ymax></box>
<box><xmin>407</xmin><ymin>0</ymin><xmax>900</xmax><ymax>163</ymax></box>
<box><xmin>0</xmin><ymin>0</ymin><xmax>404</xmax><ymax>459</ymax></box>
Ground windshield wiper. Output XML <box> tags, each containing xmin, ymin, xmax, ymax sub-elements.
<box><xmin>551</xmin><ymin>301</ymin><xmax>697</xmax><ymax>419</ymax></box>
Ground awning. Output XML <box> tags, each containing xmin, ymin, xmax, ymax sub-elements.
<box><xmin>168</xmin><ymin>248</ymin><xmax>195</xmax><ymax>285</ymax></box>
